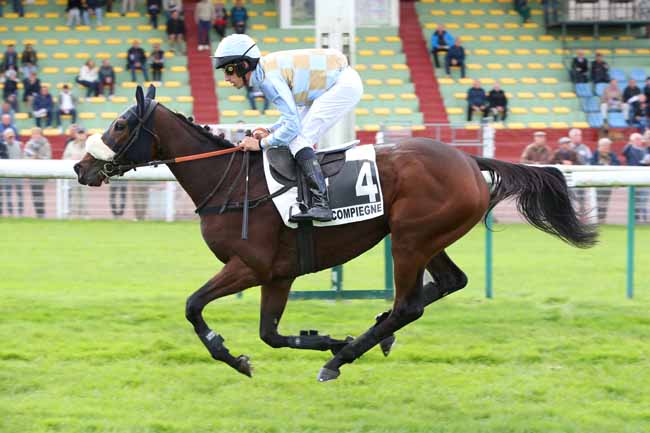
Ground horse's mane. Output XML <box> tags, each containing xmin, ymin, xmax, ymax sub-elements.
<box><xmin>166</xmin><ymin>106</ymin><xmax>238</xmax><ymax>149</ymax></box>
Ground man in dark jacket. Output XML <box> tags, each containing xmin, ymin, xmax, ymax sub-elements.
<box><xmin>487</xmin><ymin>84</ymin><xmax>508</xmax><ymax>121</ymax></box>
<box><xmin>430</xmin><ymin>24</ymin><xmax>454</xmax><ymax>68</ymax></box>
<box><xmin>445</xmin><ymin>38</ymin><xmax>466</xmax><ymax>78</ymax></box>
<box><xmin>32</xmin><ymin>87</ymin><xmax>54</xmax><ymax>127</ymax></box>
<box><xmin>126</xmin><ymin>40</ymin><xmax>149</xmax><ymax>82</ymax></box>
<box><xmin>570</xmin><ymin>49</ymin><xmax>589</xmax><ymax>83</ymax></box>
<box><xmin>98</xmin><ymin>59</ymin><xmax>115</xmax><ymax>96</ymax></box>
<box><xmin>22</xmin><ymin>71</ymin><xmax>41</xmax><ymax>104</ymax></box>
<box><xmin>1</xmin><ymin>44</ymin><xmax>18</xmax><ymax>73</ymax></box>
<box><xmin>166</xmin><ymin>10</ymin><xmax>186</xmax><ymax>54</ymax></box>
<box><xmin>629</xmin><ymin>94</ymin><xmax>650</xmax><ymax>129</ymax></box>
<box><xmin>466</xmin><ymin>80</ymin><xmax>487</xmax><ymax>121</ymax></box>
<box><xmin>590</xmin><ymin>52</ymin><xmax>610</xmax><ymax>84</ymax></box>
<box><xmin>230</xmin><ymin>0</ymin><xmax>248</xmax><ymax>34</ymax></box>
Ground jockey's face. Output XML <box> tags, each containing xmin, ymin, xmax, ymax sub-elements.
<box><xmin>223</xmin><ymin>63</ymin><xmax>245</xmax><ymax>88</ymax></box>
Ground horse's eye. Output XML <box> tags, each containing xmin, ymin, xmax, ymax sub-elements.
<box><xmin>114</xmin><ymin>122</ymin><xmax>126</xmax><ymax>131</ymax></box>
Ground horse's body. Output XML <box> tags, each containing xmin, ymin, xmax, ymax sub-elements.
<box><xmin>75</xmin><ymin>87</ymin><xmax>596</xmax><ymax>381</ymax></box>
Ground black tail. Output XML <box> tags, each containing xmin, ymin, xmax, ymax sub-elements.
<box><xmin>472</xmin><ymin>156</ymin><xmax>598</xmax><ymax>248</ymax></box>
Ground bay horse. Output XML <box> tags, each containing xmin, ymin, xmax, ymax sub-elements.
<box><xmin>74</xmin><ymin>86</ymin><xmax>597</xmax><ymax>382</ymax></box>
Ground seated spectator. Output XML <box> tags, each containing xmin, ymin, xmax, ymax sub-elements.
<box><xmin>570</xmin><ymin>49</ymin><xmax>589</xmax><ymax>83</ymax></box>
<box><xmin>2</xmin><ymin>129</ymin><xmax>24</xmax><ymax>216</ymax></box>
<box><xmin>0</xmin><ymin>113</ymin><xmax>18</xmax><ymax>137</ymax></box>
<box><xmin>149</xmin><ymin>43</ymin><xmax>165</xmax><ymax>82</ymax></box>
<box><xmin>166</xmin><ymin>10</ymin><xmax>186</xmax><ymax>54</ymax></box>
<box><xmin>590</xmin><ymin>52</ymin><xmax>610</xmax><ymax>84</ymax></box>
<box><xmin>24</xmin><ymin>127</ymin><xmax>52</xmax><ymax>218</ymax></box>
<box><xmin>98</xmin><ymin>59</ymin><xmax>116</xmax><ymax>97</ymax></box>
<box><xmin>600</xmin><ymin>79</ymin><xmax>623</xmax><ymax>123</ymax></box>
<box><xmin>56</xmin><ymin>84</ymin><xmax>78</xmax><ymax>126</ymax></box>
<box><xmin>246</xmin><ymin>85</ymin><xmax>269</xmax><ymax>112</ymax></box>
<box><xmin>22</xmin><ymin>71</ymin><xmax>41</xmax><ymax>104</ymax></box>
<box><xmin>487</xmin><ymin>83</ymin><xmax>508</xmax><ymax>121</ymax></box>
<box><xmin>591</xmin><ymin>137</ymin><xmax>620</xmax><ymax>223</ymax></box>
<box><xmin>1</xmin><ymin>102</ymin><xmax>15</xmax><ymax>124</ymax></box>
<box><xmin>568</xmin><ymin>128</ymin><xmax>592</xmax><ymax>165</ymax></box>
<box><xmin>20</xmin><ymin>43</ymin><xmax>38</xmax><ymax>78</ymax></box>
<box><xmin>32</xmin><ymin>87</ymin><xmax>54</xmax><ymax>128</ymax></box>
<box><xmin>629</xmin><ymin>94</ymin><xmax>650</xmax><ymax>131</ymax></box>
<box><xmin>3</xmin><ymin>69</ymin><xmax>19</xmax><ymax>111</ymax></box>
<box><xmin>230</xmin><ymin>0</ymin><xmax>248</xmax><ymax>34</ymax></box>
<box><xmin>1</xmin><ymin>44</ymin><xmax>18</xmax><ymax>74</ymax></box>
<box><xmin>445</xmin><ymin>37</ymin><xmax>466</xmax><ymax>78</ymax></box>
<box><xmin>163</xmin><ymin>0</ymin><xmax>183</xmax><ymax>20</ymax></box>
<box><xmin>623</xmin><ymin>78</ymin><xmax>642</xmax><ymax>117</ymax></box>
<box><xmin>213</xmin><ymin>2</ymin><xmax>228</xmax><ymax>40</ymax></box>
<box><xmin>195</xmin><ymin>0</ymin><xmax>215</xmax><ymax>51</ymax></box>
<box><xmin>430</xmin><ymin>24</ymin><xmax>454</xmax><ymax>69</ymax></box>
<box><xmin>644</xmin><ymin>76</ymin><xmax>650</xmax><ymax>101</ymax></box>
<box><xmin>622</xmin><ymin>132</ymin><xmax>650</xmax><ymax>221</ymax></box>
<box><xmin>76</xmin><ymin>59</ymin><xmax>100</xmax><ymax>97</ymax></box>
<box><xmin>127</xmin><ymin>40</ymin><xmax>149</xmax><ymax>82</ymax></box>
<box><xmin>466</xmin><ymin>80</ymin><xmax>487</xmax><ymax>122</ymax></box>
<box><xmin>520</xmin><ymin>131</ymin><xmax>551</xmax><ymax>164</ymax></box>
<box><xmin>513</xmin><ymin>0</ymin><xmax>531</xmax><ymax>23</ymax></box>
<box><xmin>550</xmin><ymin>137</ymin><xmax>579</xmax><ymax>165</ymax></box>
<box><xmin>147</xmin><ymin>0</ymin><xmax>162</xmax><ymax>29</ymax></box>
<box><xmin>86</xmin><ymin>0</ymin><xmax>105</xmax><ymax>26</ymax></box>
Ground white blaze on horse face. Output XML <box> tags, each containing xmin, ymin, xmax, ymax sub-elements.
<box><xmin>85</xmin><ymin>133</ymin><xmax>116</xmax><ymax>161</ymax></box>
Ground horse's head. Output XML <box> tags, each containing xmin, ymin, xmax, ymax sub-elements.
<box><xmin>74</xmin><ymin>85</ymin><xmax>160</xmax><ymax>186</ymax></box>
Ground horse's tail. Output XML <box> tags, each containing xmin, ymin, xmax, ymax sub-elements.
<box><xmin>472</xmin><ymin>156</ymin><xmax>598</xmax><ymax>248</ymax></box>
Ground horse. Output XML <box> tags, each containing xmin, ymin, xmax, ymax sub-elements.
<box><xmin>74</xmin><ymin>86</ymin><xmax>597</xmax><ymax>382</ymax></box>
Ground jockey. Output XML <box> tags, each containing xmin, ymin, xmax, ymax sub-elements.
<box><xmin>212</xmin><ymin>34</ymin><xmax>363</xmax><ymax>223</ymax></box>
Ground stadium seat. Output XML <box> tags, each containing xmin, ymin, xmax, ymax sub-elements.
<box><xmin>610</xmin><ymin>69</ymin><xmax>626</xmax><ymax>82</ymax></box>
<box><xmin>594</xmin><ymin>83</ymin><xmax>608</xmax><ymax>97</ymax></box>
<box><xmin>630</xmin><ymin>69</ymin><xmax>647</xmax><ymax>82</ymax></box>
<box><xmin>581</xmin><ymin>96</ymin><xmax>600</xmax><ymax>113</ymax></box>
<box><xmin>575</xmin><ymin>83</ymin><xmax>593</xmax><ymax>98</ymax></box>
<box><xmin>607</xmin><ymin>112</ymin><xmax>628</xmax><ymax>128</ymax></box>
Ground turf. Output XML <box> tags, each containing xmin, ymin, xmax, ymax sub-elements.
<box><xmin>1</xmin><ymin>219</ymin><xmax>650</xmax><ymax>433</ymax></box>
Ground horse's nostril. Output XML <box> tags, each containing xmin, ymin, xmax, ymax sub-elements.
<box><xmin>73</xmin><ymin>163</ymin><xmax>81</xmax><ymax>175</ymax></box>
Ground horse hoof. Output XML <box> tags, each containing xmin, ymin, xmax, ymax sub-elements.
<box><xmin>236</xmin><ymin>355</ymin><xmax>253</xmax><ymax>378</ymax></box>
<box><xmin>380</xmin><ymin>335</ymin><xmax>396</xmax><ymax>357</ymax></box>
<box><xmin>317</xmin><ymin>367</ymin><xmax>340</xmax><ymax>382</ymax></box>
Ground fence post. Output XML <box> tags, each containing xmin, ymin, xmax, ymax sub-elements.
<box><xmin>485</xmin><ymin>211</ymin><xmax>493</xmax><ymax>299</ymax></box>
<box><xmin>627</xmin><ymin>186</ymin><xmax>635</xmax><ymax>299</ymax></box>
<box><xmin>164</xmin><ymin>181</ymin><xmax>176</xmax><ymax>222</ymax></box>
<box><xmin>331</xmin><ymin>265</ymin><xmax>343</xmax><ymax>295</ymax></box>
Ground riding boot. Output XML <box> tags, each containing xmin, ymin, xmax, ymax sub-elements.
<box><xmin>290</xmin><ymin>150</ymin><xmax>333</xmax><ymax>223</ymax></box>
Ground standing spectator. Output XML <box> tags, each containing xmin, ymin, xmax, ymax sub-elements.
<box><xmin>76</xmin><ymin>59</ymin><xmax>100</xmax><ymax>97</ymax></box>
<box><xmin>86</xmin><ymin>0</ymin><xmax>105</xmax><ymax>26</ymax></box>
<box><xmin>3</xmin><ymin>69</ymin><xmax>19</xmax><ymax>111</ymax></box>
<box><xmin>20</xmin><ymin>44</ymin><xmax>38</xmax><ymax>78</ymax></box>
<box><xmin>166</xmin><ymin>10</ymin><xmax>186</xmax><ymax>54</ymax></box>
<box><xmin>0</xmin><ymin>113</ymin><xmax>18</xmax><ymax>137</ymax></box>
<box><xmin>2</xmin><ymin>129</ymin><xmax>24</xmax><ymax>216</ymax></box>
<box><xmin>521</xmin><ymin>131</ymin><xmax>551</xmax><ymax>164</ymax></box>
<box><xmin>466</xmin><ymin>80</ymin><xmax>487</xmax><ymax>122</ymax></box>
<box><xmin>644</xmin><ymin>76</ymin><xmax>650</xmax><ymax>101</ymax></box>
<box><xmin>24</xmin><ymin>127</ymin><xmax>52</xmax><ymax>218</ymax></box>
<box><xmin>629</xmin><ymin>94</ymin><xmax>650</xmax><ymax>131</ymax></box>
<box><xmin>163</xmin><ymin>0</ymin><xmax>183</xmax><ymax>20</ymax></box>
<box><xmin>600</xmin><ymin>79</ymin><xmax>623</xmax><ymax>124</ymax></box>
<box><xmin>590</xmin><ymin>137</ymin><xmax>620</xmax><ymax>224</ymax></box>
<box><xmin>127</xmin><ymin>40</ymin><xmax>149</xmax><ymax>82</ymax></box>
<box><xmin>1</xmin><ymin>44</ymin><xmax>18</xmax><ymax>73</ymax></box>
<box><xmin>590</xmin><ymin>52</ymin><xmax>610</xmax><ymax>84</ymax></box>
<box><xmin>570</xmin><ymin>49</ymin><xmax>589</xmax><ymax>83</ymax></box>
<box><xmin>622</xmin><ymin>132</ymin><xmax>650</xmax><ymax>221</ymax></box>
<box><xmin>246</xmin><ymin>85</ymin><xmax>268</xmax><ymax>112</ymax></box>
<box><xmin>147</xmin><ymin>0</ymin><xmax>162</xmax><ymax>29</ymax></box>
<box><xmin>195</xmin><ymin>0</ymin><xmax>215</xmax><ymax>51</ymax></box>
<box><xmin>230</xmin><ymin>0</ymin><xmax>248</xmax><ymax>34</ymax></box>
<box><xmin>430</xmin><ymin>24</ymin><xmax>454</xmax><ymax>69</ymax></box>
<box><xmin>98</xmin><ymin>59</ymin><xmax>116</xmax><ymax>97</ymax></box>
<box><xmin>513</xmin><ymin>0</ymin><xmax>531</xmax><ymax>23</ymax></box>
<box><xmin>62</xmin><ymin>126</ymin><xmax>89</xmax><ymax>217</ymax></box>
<box><xmin>568</xmin><ymin>128</ymin><xmax>592</xmax><ymax>165</ymax></box>
<box><xmin>56</xmin><ymin>84</ymin><xmax>78</xmax><ymax>127</ymax></box>
<box><xmin>121</xmin><ymin>0</ymin><xmax>135</xmax><ymax>15</ymax></box>
<box><xmin>110</xmin><ymin>181</ymin><xmax>127</xmax><ymax>218</ymax></box>
<box><xmin>32</xmin><ymin>87</ymin><xmax>54</xmax><ymax>128</ymax></box>
<box><xmin>22</xmin><ymin>71</ymin><xmax>41</xmax><ymax>105</ymax></box>
<box><xmin>66</xmin><ymin>0</ymin><xmax>83</xmax><ymax>27</ymax></box>
<box><xmin>550</xmin><ymin>137</ymin><xmax>579</xmax><ymax>165</ymax></box>
<box><xmin>213</xmin><ymin>2</ymin><xmax>228</xmax><ymax>40</ymax></box>
<box><xmin>445</xmin><ymin>37</ymin><xmax>466</xmax><ymax>78</ymax></box>
<box><xmin>149</xmin><ymin>43</ymin><xmax>165</xmax><ymax>82</ymax></box>
<box><xmin>487</xmin><ymin>83</ymin><xmax>508</xmax><ymax>121</ymax></box>
<box><xmin>1</xmin><ymin>102</ymin><xmax>15</xmax><ymax>124</ymax></box>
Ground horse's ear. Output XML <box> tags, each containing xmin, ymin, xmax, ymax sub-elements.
<box><xmin>135</xmin><ymin>85</ymin><xmax>145</xmax><ymax>116</ymax></box>
<box><xmin>145</xmin><ymin>84</ymin><xmax>156</xmax><ymax>100</ymax></box>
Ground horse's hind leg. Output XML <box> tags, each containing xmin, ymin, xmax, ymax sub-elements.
<box><xmin>259</xmin><ymin>278</ymin><xmax>352</xmax><ymax>354</ymax></box>
<box><xmin>421</xmin><ymin>250</ymin><xmax>468</xmax><ymax>306</ymax></box>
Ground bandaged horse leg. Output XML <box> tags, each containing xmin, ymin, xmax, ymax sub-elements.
<box><xmin>259</xmin><ymin>278</ymin><xmax>352</xmax><ymax>354</ymax></box>
<box><xmin>185</xmin><ymin>256</ymin><xmax>259</xmax><ymax>377</ymax></box>
<box><xmin>421</xmin><ymin>250</ymin><xmax>468</xmax><ymax>307</ymax></box>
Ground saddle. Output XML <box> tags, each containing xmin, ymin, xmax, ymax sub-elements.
<box><xmin>266</xmin><ymin>140</ymin><xmax>359</xmax><ymax>186</ymax></box>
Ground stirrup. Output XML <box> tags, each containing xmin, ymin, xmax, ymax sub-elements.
<box><xmin>290</xmin><ymin>206</ymin><xmax>333</xmax><ymax>223</ymax></box>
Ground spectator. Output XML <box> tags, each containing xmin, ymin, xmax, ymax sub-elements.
<box><xmin>430</xmin><ymin>24</ymin><xmax>454</xmax><ymax>69</ymax></box>
<box><xmin>629</xmin><ymin>94</ymin><xmax>650</xmax><ymax>131</ymax></box>
<box><xmin>76</xmin><ymin>59</ymin><xmax>100</xmax><ymax>97</ymax></box>
<box><xmin>121</xmin><ymin>0</ymin><xmax>135</xmax><ymax>15</ymax></box>
<box><xmin>98</xmin><ymin>59</ymin><xmax>116</xmax><ymax>97</ymax></box>
<box><xmin>1</xmin><ymin>44</ymin><xmax>18</xmax><ymax>74</ymax></box>
<box><xmin>62</xmin><ymin>126</ymin><xmax>89</xmax><ymax>217</ymax></box>
<box><xmin>513</xmin><ymin>0</ymin><xmax>531</xmax><ymax>23</ymax></box>
<box><xmin>644</xmin><ymin>77</ymin><xmax>650</xmax><ymax>101</ymax></box>
<box><xmin>147</xmin><ymin>0</ymin><xmax>162</xmax><ymax>29</ymax></box>
<box><xmin>166</xmin><ymin>10</ymin><xmax>186</xmax><ymax>54</ymax></box>
<box><xmin>127</xmin><ymin>40</ymin><xmax>149</xmax><ymax>82</ymax></box>
<box><xmin>24</xmin><ymin>127</ymin><xmax>52</xmax><ymax>218</ymax></box>
<box><xmin>487</xmin><ymin>83</ymin><xmax>508</xmax><ymax>121</ymax></box>
<box><xmin>163</xmin><ymin>0</ymin><xmax>183</xmax><ymax>20</ymax></box>
<box><xmin>230</xmin><ymin>0</ymin><xmax>248</xmax><ymax>34</ymax></box>
<box><xmin>149</xmin><ymin>43</ymin><xmax>165</xmax><ymax>82</ymax></box>
<box><xmin>32</xmin><ymin>87</ymin><xmax>55</xmax><ymax>128</ymax></box>
<box><xmin>590</xmin><ymin>137</ymin><xmax>620</xmax><ymax>224</ymax></box>
<box><xmin>622</xmin><ymin>132</ymin><xmax>650</xmax><ymax>221</ymax></box>
<box><xmin>600</xmin><ymin>79</ymin><xmax>623</xmax><ymax>124</ymax></box>
<box><xmin>2</xmin><ymin>129</ymin><xmax>24</xmax><ymax>216</ymax></box>
<box><xmin>0</xmin><ymin>0</ymin><xmax>24</xmax><ymax>17</ymax></box>
<box><xmin>570</xmin><ymin>49</ymin><xmax>589</xmax><ymax>83</ymax></box>
<box><xmin>213</xmin><ymin>2</ymin><xmax>228</xmax><ymax>40</ymax></box>
<box><xmin>66</xmin><ymin>0</ymin><xmax>83</xmax><ymax>27</ymax></box>
<box><xmin>195</xmin><ymin>0</ymin><xmax>215</xmax><ymax>51</ymax></box>
<box><xmin>3</xmin><ymin>68</ymin><xmax>19</xmax><ymax>111</ymax></box>
<box><xmin>1</xmin><ymin>102</ymin><xmax>15</xmax><ymax>124</ymax></box>
<box><xmin>623</xmin><ymin>78</ymin><xmax>642</xmax><ymax>120</ymax></box>
<box><xmin>466</xmin><ymin>80</ymin><xmax>487</xmax><ymax>122</ymax></box>
<box><xmin>590</xmin><ymin>52</ymin><xmax>610</xmax><ymax>84</ymax></box>
<box><xmin>56</xmin><ymin>84</ymin><xmax>78</xmax><ymax>127</ymax></box>
<box><xmin>246</xmin><ymin>85</ymin><xmax>269</xmax><ymax>112</ymax></box>
<box><xmin>86</xmin><ymin>0</ymin><xmax>105</xmax><ymax>26</ymax></box>
<box><xmin>110</xmin><ymin>181</ymin><xmax>127</xmax><ymax>218</ymax></box>
<box><xmin>568</xmin><ymin>128</ymin><xmax>592</xmax><ymax>165</ymax></box>
<box><xmin>20</xmin><ymin>43</ymin><xmax>38</xmax><ymax>78</ymax></box>
<box><xmin>22</xmin><ymin>71</ymin><xmax>41</xmax><ymax>105</ymax></box>
<box><xmin>0</xmin><ymin>113</ymin><xmax>18</xmax><ymax>137</ymax></box>
<box><xmin>521</xmin><ymin>131</ymin><xmax>551</xmax><ymax>164</ymax></box>
<box><xmin>445</xmin><ymin>37</ymin><xmax>466</xmax><ymax>78</ymax></box>
<box><xmin>550</xmin><ymin>137</ymin><xmax>579</xmax><ymax>165</ymax></box>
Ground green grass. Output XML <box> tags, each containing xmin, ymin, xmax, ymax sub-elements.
<box><xmin>1</xmin><ymin>219</ymin><xmax>650</xmax><ymax>433</ymax></box>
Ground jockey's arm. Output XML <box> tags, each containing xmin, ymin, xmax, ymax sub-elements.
<box><xmin>258</xmin><ymin>77</ymin><xmax>301</xmax><ymax>149</ymax></box>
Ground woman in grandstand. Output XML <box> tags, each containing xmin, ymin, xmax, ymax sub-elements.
<box><xmin>76</xmin><ymin>59</ymin><xmax>100</xmax><ymax>97</ymax></box>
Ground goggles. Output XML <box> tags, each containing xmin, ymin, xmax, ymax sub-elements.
<box><xmin>224</xmin><ymin>64</ymin><xmax>237</xmax><ymax>75</ymax></box>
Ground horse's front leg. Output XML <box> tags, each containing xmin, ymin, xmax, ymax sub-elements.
<box><xmin>259</xmin><ymin>278</ymin><xmax>352</xmax><ymax>354</ymax></box>
<box><xmin>185</xmin><ymin>256</ymin><xmax>259</xmax><ymax>377</ymax></box>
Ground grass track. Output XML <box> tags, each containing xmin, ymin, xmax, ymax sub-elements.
<box><xmin>1</xmin><ymin>219</ymin><xmax>650</xmax><ymax>433</ymax></box>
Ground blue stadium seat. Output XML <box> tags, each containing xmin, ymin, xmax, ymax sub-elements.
<box><xmin>581</xmin><ymin>96</ymin><xmax>600</xmax><ymax>112</ymax></box>
<box><xmin>629</xmin><ymin>69</ymin><xmax>647</xmax><ymax>83</ymax></box>
<box><xmin>610</xmin><ymin>68</ymin><xmax>626</xmax><ymax>82</ymax></box>
<box><xmin>607</xmin><ymin>111</ymin><xmax>628</xmax><ymax>128</ymax></box>
<box><xmin>587</xmin><ymin>113</ymin><xmax>603</xmax><ymax>128</ymax></box>
<box><xmin>594</xmin><ymin>82</ymin><xmax>608</xmax><ymax>97</ymax></box>
<box><xmin>575</xmin><ymin>83</ymin><xmax>593</xmax><ymax>97</ymax></box>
